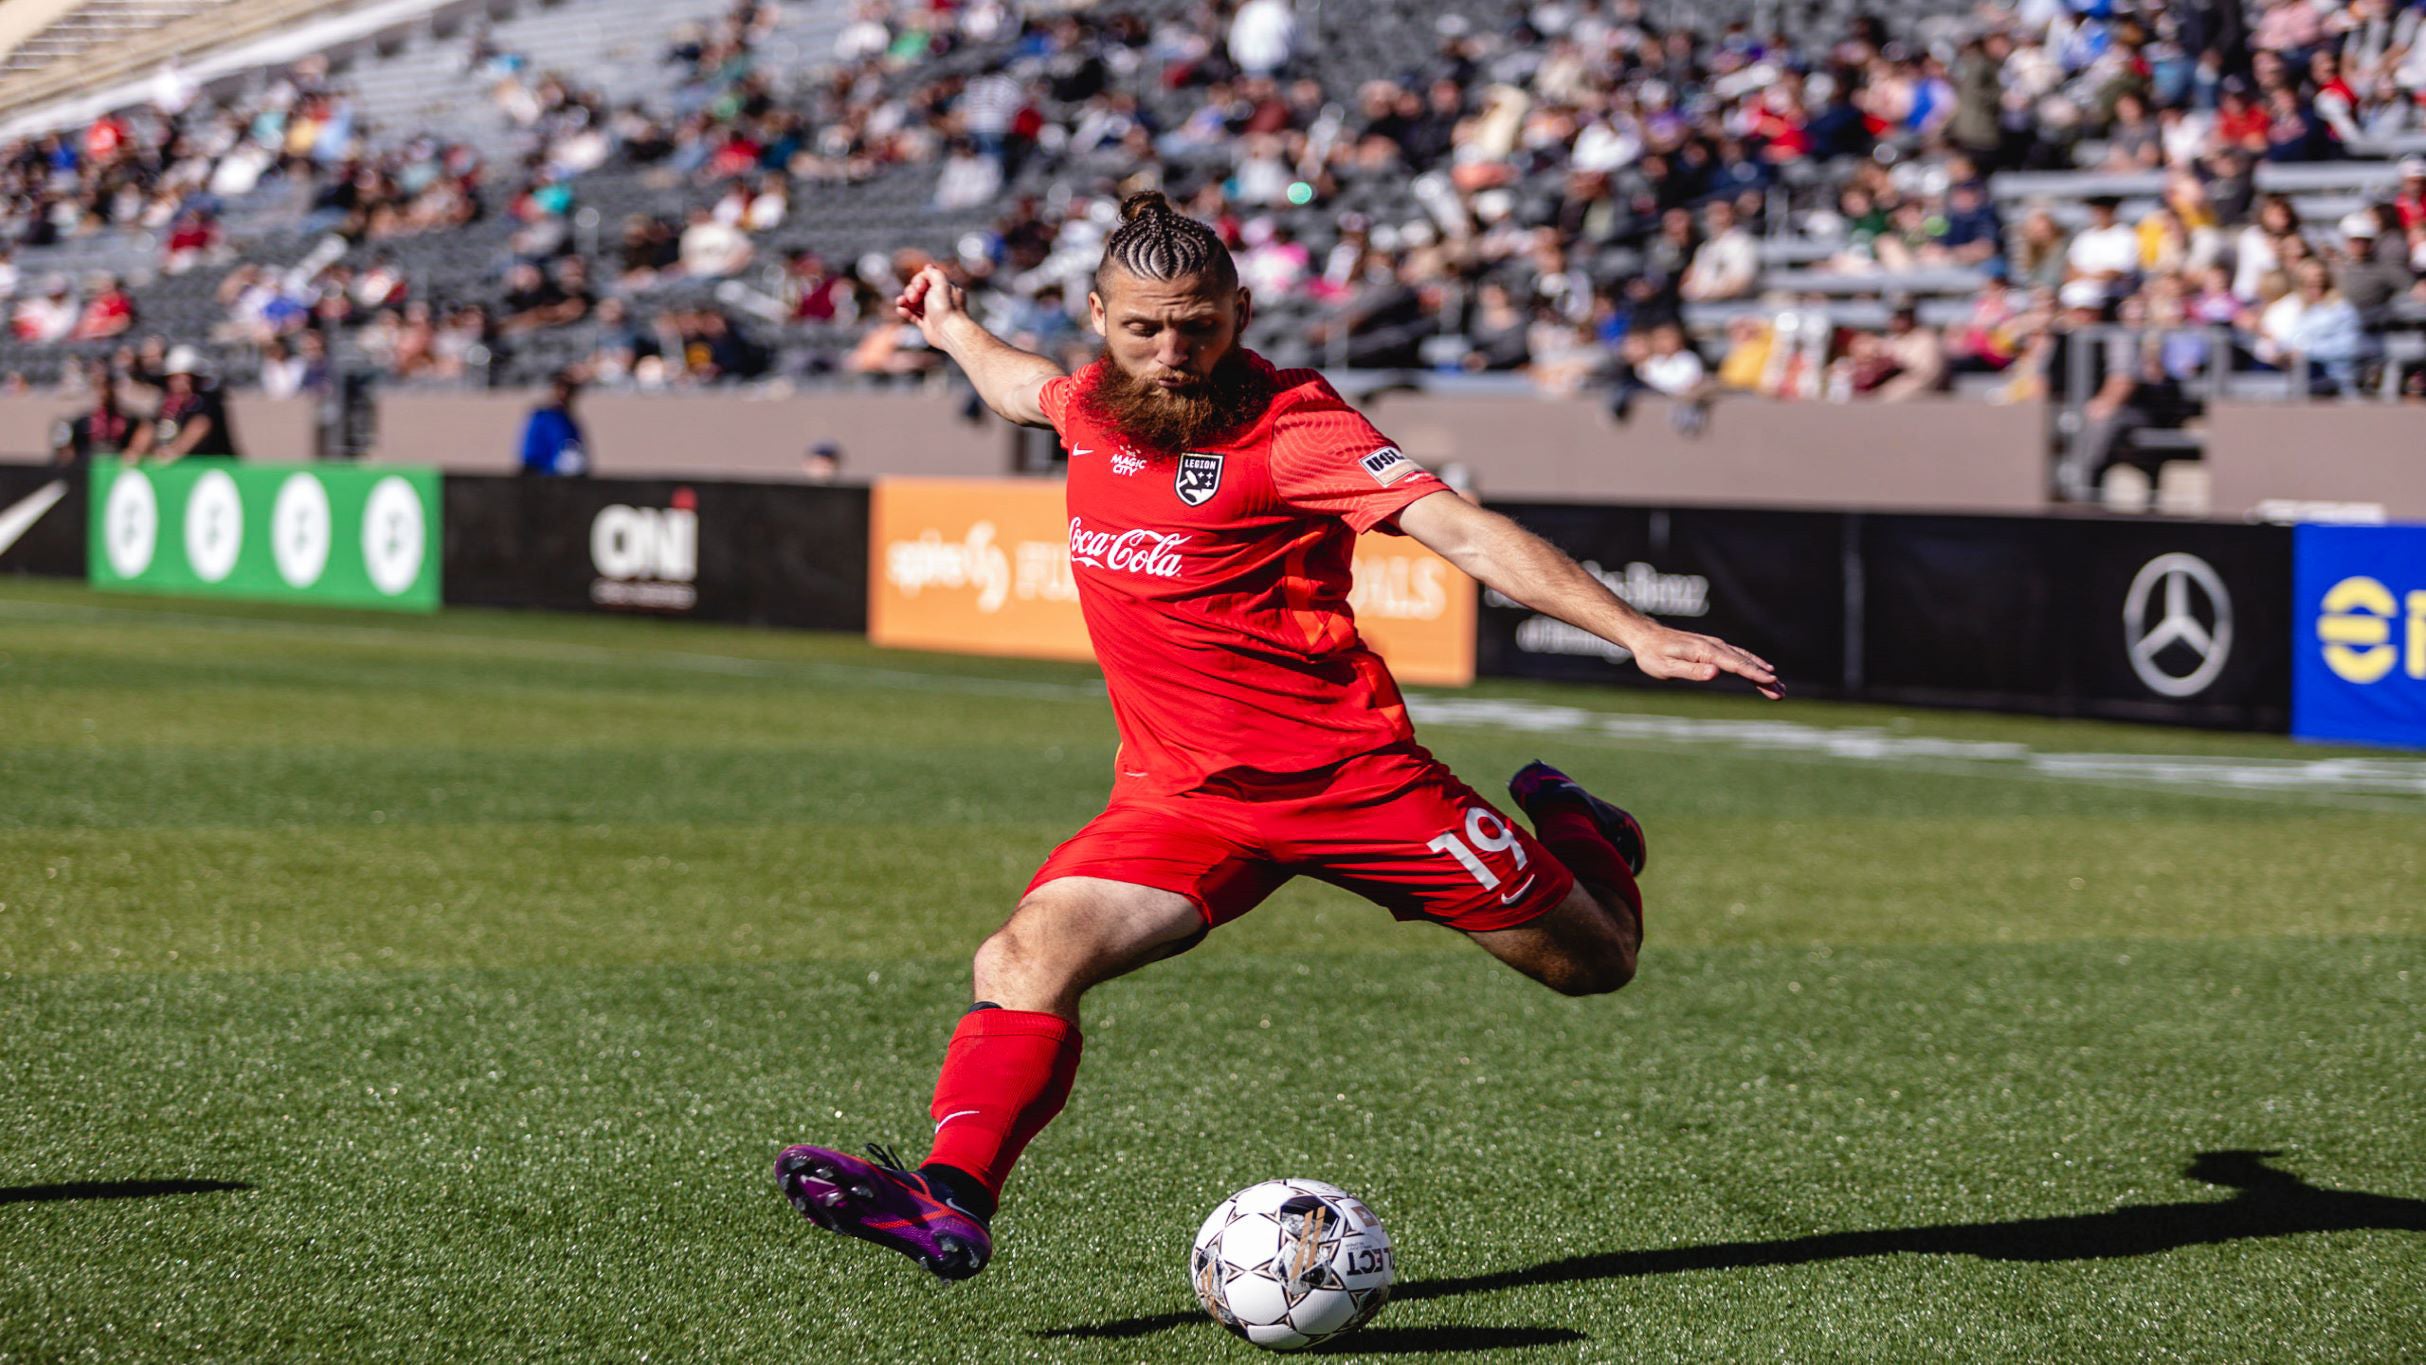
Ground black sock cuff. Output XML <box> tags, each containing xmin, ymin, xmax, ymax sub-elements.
<box><xmin>918</xmin><ymin>1162</ymin><xmax>998</xmax><ymax>1223</ymax></box>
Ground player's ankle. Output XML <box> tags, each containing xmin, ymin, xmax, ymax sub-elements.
<box><xmin>918</xmin><ymin>1162</ymin><xmax>998</xmax><ymax>1224</ymax></box>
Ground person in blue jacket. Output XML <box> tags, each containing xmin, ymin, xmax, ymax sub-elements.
<box><xmin>519</xmin><ymin>369</ymin><xmax>589</xmax><ymax>476</ymax></box>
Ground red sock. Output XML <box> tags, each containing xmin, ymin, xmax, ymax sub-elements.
<box><xmin>1527</xmin><ymin>805</ymin><xmax>1643</xmax><ymax>917</ymax></box>
<box><xmin>922</xmin><ymin>1008</ymin><xmax>1082</xmax><ymax>1202</ymax></box>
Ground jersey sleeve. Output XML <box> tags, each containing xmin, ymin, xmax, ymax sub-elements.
<box><xmin>1268</xmin><ymin>377</ymin><xmax>1448</xmax><ymax>533</ymax></box>
<box><xmin>1037</xmin><ymin>372</ymin><xmax>1079</xmax><ymax>435</ymax></box>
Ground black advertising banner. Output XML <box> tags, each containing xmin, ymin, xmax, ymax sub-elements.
<box><xmin>442</xmin><ymin>476</ymin><xmax>868</xmax><ymax>631</ymax></box>
<box><xmin>1860</xmin><ymin>516</ymin><xmax>2290</xmax><ymax>728</ymax></box>
<box><xmin>2066</xmin><ymin>519</ymin><xmax>2291</xmax><ymax>730</ymax></box>
<box><xmin>1860</xmin><ymin>515</ymin><xmax>2072</xmax><ymax>708</ymax></box>
<box><xmin>1481</xmin><ymin>503</ymin><xmax>2291</xmax><ymax>731</ymax></box>
<box><xmin>1477</xmin><ymin>502</ymin><xmax>1846</xmax><ymax>695</ymax></box>
<box><xmin>0</xmin><ymin>461</ymin><xmax>85</xmax><ymax>578</ymax></box>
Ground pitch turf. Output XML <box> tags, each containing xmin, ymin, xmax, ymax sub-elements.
<box><xmin>2</xmin><ymin>576</ymin><xmax>2419</xmax><ymax>1363</ymax></box>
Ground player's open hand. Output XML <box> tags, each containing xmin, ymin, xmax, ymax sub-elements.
<box><xmin>895</xmin><ymin>264</ymin><xmax>967</xmax><ymax>348</ymax></box>
<box><xmin>1628</xmin><ymin>625</ymin><xmax>1786</xmax><ymax>699</ymax></box>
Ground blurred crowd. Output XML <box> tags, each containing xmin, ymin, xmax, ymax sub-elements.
<box><xmin>5</xmin><ymin>0</ymin><xmax>2424</xmax><ymax>407</ymax></box>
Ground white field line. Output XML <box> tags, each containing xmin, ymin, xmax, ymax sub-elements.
<box><xmin>1406</xmin><ymin>695</ymin><xmax>2426</xmax><ymax>812</ymax></box>
<box><xmin>7</xmin><ymin>595</ymin><xmax>2420</xmax><ymax>809</ymax></box>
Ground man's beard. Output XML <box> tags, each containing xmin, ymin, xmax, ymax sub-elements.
<box><xmin>1077</xmin><ymin>347</ymin><xmax>1272</xmax><ymax>454</ymax></box>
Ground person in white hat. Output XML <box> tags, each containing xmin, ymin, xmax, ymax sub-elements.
<box><xmin>127</xmin><ymin>345</ymin><xmax>241</xmax><ymax>462</ymax></box>
<box><xmin>2333</xmin><ymin>207</ymin><xmax>2411</xmax><ymax>318</ymax></box>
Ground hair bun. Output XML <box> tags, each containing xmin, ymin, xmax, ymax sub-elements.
<box><xmin>1118</xmin><ymin>190</ymin><xmax>1173</xmax><ymax>222</ymax></box>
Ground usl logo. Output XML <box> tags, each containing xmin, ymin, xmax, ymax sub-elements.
<box><xmin>1068</xmin><ymin>517</ymin><xmax>1189</xmax><ymax>578</ymax></box>
<box><xmin>1360</xmin><ymin>445</ymin><xmax>1418</xmax><ymax>486</ymax></box>
<box><xmin>2316</xmin><ymin>576</ymin><xmax>2426</xmax><ymax>684</ymax></box>
<box><xmin>1175</xmin><ymin>452</ymin><xmax>1224</xmax><ymax>506</ymax></box>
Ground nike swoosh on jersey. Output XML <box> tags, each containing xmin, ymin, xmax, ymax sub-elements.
<box><xmin>1070</xmin><ymin>447</ymin><xmax>1094</xmax><ymax>457</ymax></box>
<box><xmin>1497</xmin><ymin>875</ymin><xmax>1537</xmax><ymax>905</ymax></box>
<box><xmin>0</xmin><ymin>479</ymin><xmax>67</xmax><ymax>561</ymax></box>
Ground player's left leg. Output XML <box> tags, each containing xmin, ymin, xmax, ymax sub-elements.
<box><xmin>1463</xmin><ymin>880</ymin><xmax>1638</xmax><ymax>996</ymax></box>
<box><xmin>1281</xmin><ymin>748</ymin><xmax>1644</xmax><ymax>997</ymax></box>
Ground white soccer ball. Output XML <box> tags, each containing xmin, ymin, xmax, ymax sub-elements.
<box><xmin>1189</xmin><ymin>1178</ymin><xmax>1394</xmax><ymax>1351</ymax></box>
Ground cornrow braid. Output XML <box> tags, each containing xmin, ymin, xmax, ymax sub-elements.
<box><xmin>1096</xmin><ymin>190</ymin><xmax>1238</xmax><ymax>292</ymax></box>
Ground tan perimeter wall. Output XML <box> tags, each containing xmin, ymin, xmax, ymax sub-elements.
<box><xmin>0</xmin><ymin>392</ymin><xmax>319</xmax><ymax>461</ymax></box>
<box><xmin>2205</xmin><ymin>402</ymin><xmax>2426</xmax><ymax>520</ymax></box>
<box><xmin>366</xmin><ymin>389</ymin><xmax>2057</xmax><ymax>511</ymax></box>
<box><xmin>369</xmin><ymin>390</ymin><xmax>1017</xmax><ymax>479</ymax></box>
<box><xmin>15</xmin><ymin>389</ymin><xmax>2414</xmax><ymax>521</ymax></box>
<box><xmin>1362</xmin><ymin>393</ymin><xmax>2053</xmax><ymax>511</ymax></box>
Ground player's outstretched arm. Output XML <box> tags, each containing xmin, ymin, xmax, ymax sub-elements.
<box><xmin>1398</xmin><ymin>491</ymin><xmax>1785</xmax><ymax>699</ymax></box>
<box><xmin>895</xmin><ymin>265</ymin><xmax>1064</xmax><ymax>428</ymax></box>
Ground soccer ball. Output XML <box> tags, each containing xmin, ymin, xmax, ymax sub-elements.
<box><xmin>1189</xmin><ymin>1178</ymin><xmax>1394</xmax><ymax>1351</ymax></box>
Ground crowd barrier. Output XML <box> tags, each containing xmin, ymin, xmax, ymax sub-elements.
<box><xmin>4</xmin><ymin>460</ymin><xmax>2418</xmax><ymax>747</ymax></box>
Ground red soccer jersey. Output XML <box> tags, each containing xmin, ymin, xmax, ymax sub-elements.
<box><xmin>1038</xmin><ymin>351</ymin><xmax>1450</xmax><ymax>794</ymax></box>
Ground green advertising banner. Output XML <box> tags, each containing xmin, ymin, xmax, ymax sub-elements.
<box><xmin>87</xmin><ymin>460</ymin><xmax>440</xmax><ymax>611</ymax></box>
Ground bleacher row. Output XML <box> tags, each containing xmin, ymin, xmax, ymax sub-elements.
<box><xmin>1</xmin><ymin>0</ymin><xmax>2422</xmax><ymax>398</ymax></box>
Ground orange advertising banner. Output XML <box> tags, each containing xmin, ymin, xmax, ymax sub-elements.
<box><xmin>869</xmin><ymin>478</ymin><xmax>1475</xmax><ymax>685</ymax></box>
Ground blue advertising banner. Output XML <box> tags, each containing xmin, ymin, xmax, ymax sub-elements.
<box><xmin>2293</xmin><ymin>524</ymin><xmax>2426</xmax><ymax>750</ymax></box>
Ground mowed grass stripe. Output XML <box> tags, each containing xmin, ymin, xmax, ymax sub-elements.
<box><xmin>3</xmin><ymin>580</ymin><xmax>2421</xmax><ymax>1361</ymax></box>
<box><xmin>2</xmin><ymin>941</ymin><xmax>2419</xmax><ymax>1362</ymax></box>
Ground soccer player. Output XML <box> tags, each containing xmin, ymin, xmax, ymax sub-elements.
<box><xmin>777</xmin><ymin>193</ymin><xmax>1782</xmax><ymax>1279</ymax></box>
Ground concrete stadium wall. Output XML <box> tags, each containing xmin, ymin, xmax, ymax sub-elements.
<box><xmin>367</xmin><ymin>389</ymin><xmax>2055</xmax><ymax>512</ymax></box>
<box><xmin>2204</xmin><ymin>403</ymin><xmax>2426</xmax><ymax>521</ymax></box>
<box><xmin>367</xmin><ymin>389</ymin><xmax>1017</xmax><ymax>479</ymax></box>
<box><xmin>0</xmin><ymin>392</ymin><xmax>318</xmax><ymax>461</ymax></box>
<box><xmin>1362</xmin><ymin>394</ymin><xmax>2054</xmax><ymax>513</ymax></box>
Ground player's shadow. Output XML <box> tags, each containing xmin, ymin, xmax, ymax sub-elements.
<box><xmin>0</xmin><ymin>1179</ymin><xmax>251</xmax><ymax>1205</ymax></box>
<box><xmin>1040</xmin><ymin>1150</ymin><xmax>2426</xmax><ymax>1344</ymax></box>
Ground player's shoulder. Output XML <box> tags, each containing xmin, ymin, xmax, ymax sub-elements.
<box><xmin>1262</xmin><ymin>360</ymin><xmax>1351</xmax><ymax>417</ymax></box>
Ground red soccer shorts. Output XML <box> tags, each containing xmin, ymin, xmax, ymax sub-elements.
<box><xmin>1025</xmin><ymin>743</ymin><xmax>1575</xmax><ymax>933</ymax></box>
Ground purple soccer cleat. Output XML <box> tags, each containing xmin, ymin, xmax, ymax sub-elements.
<box><xmin>1508</xmin><ymin>760</ymin><xmax>1649</xmax><ymax>876</ymax></box>
<box><xmin>773</xmin><ymin>1143</ymin><xmax>993</xmax><ymax>1282</ymax></box>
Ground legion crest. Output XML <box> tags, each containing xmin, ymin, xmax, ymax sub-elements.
<box><xmin>1175</xmin><ymin>452</ymin><xmax>1225</xmax><ymax>507</ymax></box>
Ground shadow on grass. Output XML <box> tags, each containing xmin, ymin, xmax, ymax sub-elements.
<box><xmin>0</xmin><ymin>1179</ymin><xmax>251</xmax><ymax>1205</ymax></box>
<box><xmin>1041</xmin><ymin>1150</ymin><xmax>2426</xmax><ymax>1344</ymax></box>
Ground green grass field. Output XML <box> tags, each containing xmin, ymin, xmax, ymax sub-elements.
<box><xmin>3</xmin><ymin>576</ymin><xmax>2420</xmax><ymax>1363</ymax></box>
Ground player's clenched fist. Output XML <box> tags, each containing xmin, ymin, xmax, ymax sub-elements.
<box><xmin>894</xmin><ymin>265</ymin><xmax>967</xmax><ymax>347</ymax></box>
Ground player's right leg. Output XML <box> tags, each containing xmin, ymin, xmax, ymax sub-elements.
<box><xmin>773</xmin><ymin>878</ymin><xmax>1201</xmax><ymax>1280</ymax></box>
<box><xmin>777</xmin><ymin>798</ymin><xmax>1277</xmax><ymax>1280</ymax></box>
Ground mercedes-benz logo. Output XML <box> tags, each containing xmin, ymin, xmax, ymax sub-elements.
<box><xmin>2123</xmin><ymin>552</ymin><xmax>2232</xmax><ymax>698</ymax></box>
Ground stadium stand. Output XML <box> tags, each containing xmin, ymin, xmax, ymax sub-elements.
<box><xmin>0</xmin><ymin>0</ymin><xmax>2421</xmax><ymax>505</ymax></box>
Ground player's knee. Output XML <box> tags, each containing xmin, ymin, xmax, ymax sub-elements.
<box><xmin>1549</xmin><ymin>943</ymin><xmax>1636</xmax><ymax>997</ymax></box>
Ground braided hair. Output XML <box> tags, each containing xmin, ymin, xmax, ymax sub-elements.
<box><xmin>1096</xmin><ymin>190</ymin><xmax>1238</xmax><ymax>293</ymax></box>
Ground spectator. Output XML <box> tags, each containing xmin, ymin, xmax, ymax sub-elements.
<box><xmin>127</xmin><ymin>347</ymin><xmax>240</xmax><ymax>462</ymax></box>
<box><xmin>259</xmin><ymin>336</ymin><xmax>309</xmax><ymax>398</ymax></box>
<box><xmin>802</xmin><ymin>440</ymin><xmax>844</xmax><ymax>482</ymax></box>
<box><xmin>1680</xmin><ymin>201</ymin><xmax>1758</xmax><ymax>302</ymax></box>
<box><xmin>2333</xmin><ymin>210</ymin><xmax>2413</xmax><ymax>319</ymax></box>
<box><xmin>71</xmin><ymin>273</ymin><xmax>136</xmax><ymax>340</ymax></box>
<box><xmin>1228</xmin><ymin>0</ymin><xmax>1298</xmax><ymax>79</ymax></box>
<box><xmin>13</xmin><ymin>275</ymin><xmax>76</xmax><ymax>342</ymax></box>
<box><xmin>1636</xmin><ymin>322</ymin><xmax>1708</xmax><ymax>396</ymax></box>
<box><xmin>49</xmin><ymin>365</ymin><xmax>135</xmax><ymax>466</ymax></box>
<box><xmin>519</xmin><ymin>369</ymin><xmax>590</xmax><ymax>475</ymax></box>
<box><xmin>2067</xmin><ymin>197</ymin><xmax>2141</xmax><ymax>285</ymax></box>
<box><xmin>677</xmin><ymin>203</ymin><xmax>754</xmax><ymax>277</ymax></box>
<box><xmin>2284</xmin><ymin>262</ymin><xmax>2369</xmax><ymax>393</ymax></box>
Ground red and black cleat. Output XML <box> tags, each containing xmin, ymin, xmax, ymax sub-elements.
<box><xmin>774</xmin><ymin>1143</ymin><xmax>993</xmax><ymax>1282</ymax></box>
<box><xmin>1508</xmin><ymin>760</ymin><xmax>1648</xmax><ymax>876</ymax></box>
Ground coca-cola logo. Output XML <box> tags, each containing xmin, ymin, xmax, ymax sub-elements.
<box><xmin>1068</xmin><ymin>517</ymin><xmax>1189</xmax><ymax>579</ymax></box>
